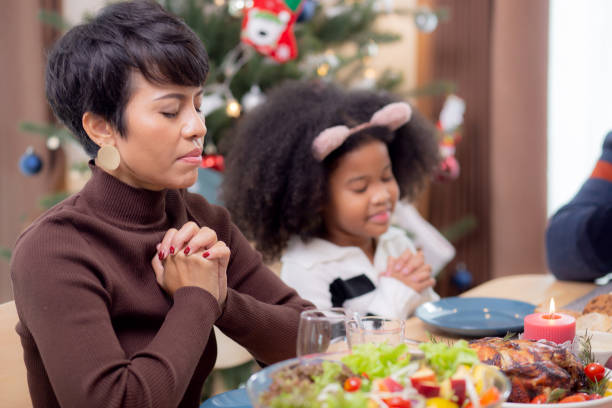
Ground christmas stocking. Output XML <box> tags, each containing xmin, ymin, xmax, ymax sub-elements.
<box><xmin>241</xmin><ymin>0</ymin><xmax>302</xmax><ymax>62</ymax></box>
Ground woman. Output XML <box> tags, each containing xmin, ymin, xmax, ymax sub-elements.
<box><xmin>10</xmin><ymin>1</ymin><xmax>312</xmax><ymax>407</ymax></box>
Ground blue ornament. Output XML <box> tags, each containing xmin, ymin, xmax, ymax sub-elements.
<box><xmin>297</xmin><ymin>0</ymin><xmax>317</xmax><ymax>22</ymax></box>
<box><xmin>19</xmin><ymin>147</ymin><xmax>43</xmax><ymax>176</ymax></box>
<box><xmin>451</xmin><ymin>263</ymin><xmax>473</xmax><ymax>291</ymax></box>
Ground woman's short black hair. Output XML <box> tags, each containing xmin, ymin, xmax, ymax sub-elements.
<box><xmin>221</xmin><ymin>80</ymin><xmax>440</xmax><ymax>261</ymax></box>
<box><xmin>45</xmin><ymin>0</ymin><xmax>209</xmax><ymax>157</ymax></box>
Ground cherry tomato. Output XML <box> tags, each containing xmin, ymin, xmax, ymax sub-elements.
<box><xmin>343</xmin><ymin>376</ymin><xmax>362</xmax><ymax>392</ymax></box>
<box><xmin>383</xmin><ymin>396</ymin><xmax>412</xmax><ymax>408</ymax></box>
<box><xmin>479</xmin><ymin>387</ymin><xmax>501</xmax><ymax>405</ymax></box>
<box><xmin>585</xmin><ymin>363</ymin><xmax>606</xmax><ymax>382</ymax></box>
<box><xmin>362</xmin><ymin>372</ymin><xmax>370</xmax><ymax>380</ymax></box>
<box><xmin>530</xmin><ymin>394</ymin><xmax>548</xmax><ymax>404</ymax></box>
<box><xmin>587</xmin><ymin>394</ymin><xmax>602</xmax><ymax>400</ymax></box>
<box><xmin>559</xmin><ymin>393</ymin><xmax>589</xmax><ymax>403</ymax></box>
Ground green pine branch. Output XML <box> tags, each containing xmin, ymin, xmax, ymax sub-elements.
<box><xmin>0</xmin><ymin>247</ymin><xmax>11</xmax><ymax>262</ymax></box>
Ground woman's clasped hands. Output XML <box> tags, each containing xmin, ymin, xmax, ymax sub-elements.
<box><xmin>151</xmin><ymin>222</ymin><xmax>229</xmax><ymax>306</ymax></box>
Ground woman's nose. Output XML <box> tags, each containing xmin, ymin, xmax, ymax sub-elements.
<box><xmin>183</xmin><ymin>109</ymin><xmax>207</xmax><ymax>139</ymax></box>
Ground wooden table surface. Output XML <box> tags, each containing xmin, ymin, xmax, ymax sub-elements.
<box><xmin>405</xmin><ymin>273</ymin><xmax>596</xmax><ymax>342</ymax></box>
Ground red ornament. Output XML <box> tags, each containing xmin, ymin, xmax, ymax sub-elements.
<box><xmin>240</xmin><ymin>0</ymin><xmax>302</xmax><ymax>62</ymax></box>
<box><xmin>434</xmin><ymin>155</ymin><xmax>460</xmax><ymax>182</ymax></box>
<box><xmin>201</xmin><ymin>154</ymin><xmax>225</xmax><ymax>172</ymax></box>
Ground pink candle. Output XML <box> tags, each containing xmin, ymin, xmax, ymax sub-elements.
<box><xmin>523</xmin><ymin>299</ymin><xmax>575</xmax><ymax>344</ymax></box>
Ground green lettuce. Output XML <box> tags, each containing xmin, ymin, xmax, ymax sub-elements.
<box><xmin>341</xmin><ymin>342</ymin><xmax>411</xmax><ymax>379</ymax></box>
<box><xmin>418</xmin><ymin>340</ymin><xmax>479</xmax><ymax>379</ymax></box>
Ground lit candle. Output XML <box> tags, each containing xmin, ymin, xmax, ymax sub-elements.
<box><xmin>523</xmin><ymin>299</ymin><xmax>576</xmax><ymax>344</ymax></box>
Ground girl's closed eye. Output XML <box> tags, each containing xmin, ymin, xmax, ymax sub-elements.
<box><xmin>351</xmin><ymin>182</ymin><xmax>368</xmax><ymax>193</ymax></box>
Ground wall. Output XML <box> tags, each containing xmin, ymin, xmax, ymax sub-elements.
<box><xmin>490</xmin><ymin>0</ymin><xmax>548</xmax><ymax>277</ymax></box>
<box><xmin>0</xmin><ymin>2</ymin><xmax>61</xmax><ymax>303</ymax></box>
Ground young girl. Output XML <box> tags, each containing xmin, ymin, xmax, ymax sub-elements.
<box><xmin>221</xmin><ymin>80</ymin><xmax>441</xmax><ymax>319</ymax></box>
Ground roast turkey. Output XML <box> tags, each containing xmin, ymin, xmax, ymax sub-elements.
<box><xmin>469</xmin><ymin>337</ymin><xmax>587</xmax><ymax>403</ymax></box>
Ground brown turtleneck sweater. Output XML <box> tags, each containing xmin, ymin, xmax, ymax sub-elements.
<box><xmin>10</xmin><ymin>164</ymin><xmax>313</xmax><ymax>408</ymax></box>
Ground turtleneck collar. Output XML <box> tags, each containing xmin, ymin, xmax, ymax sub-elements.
<box><xmin>81</xmin><ymin>161</ymin><xmax>170</xmax><ymax>228</ymax></box>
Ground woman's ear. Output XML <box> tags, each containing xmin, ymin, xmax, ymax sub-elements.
<box><xmin>82</xmin><ymin>112</ymin><xmax>117</xmax><ymax>147</ymax></box>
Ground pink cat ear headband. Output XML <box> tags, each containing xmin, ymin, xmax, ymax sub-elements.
<box><xmin>311</xmin><ymin>102</ymin><xmax>412</xmax><ymax>161</ymax></box>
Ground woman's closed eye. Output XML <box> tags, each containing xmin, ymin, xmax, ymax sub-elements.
<box><xmin>161</xmin><ymin>111</ymin><xmax>179</xmax><ymax>118</ymax></box>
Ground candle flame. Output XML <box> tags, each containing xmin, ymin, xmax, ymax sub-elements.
<box><xmin>548</xmin><ymin>298</ymin><xmax>556</xmax><ymax>317</ymax></box>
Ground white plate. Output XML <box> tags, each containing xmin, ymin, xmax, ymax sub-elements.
<box><xmin>503</xmin><ymin>397</ymin><xmax>612</xmax><ymax>408</ymax></box>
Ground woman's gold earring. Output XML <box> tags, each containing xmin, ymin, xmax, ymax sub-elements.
<box><xmin>96</xmin><ymin>145</ymin><xmax>120</xmax><ymax>171</ymax></box>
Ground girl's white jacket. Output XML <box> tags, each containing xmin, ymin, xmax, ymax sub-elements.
<box><xmin>280</xmin><ymin>226</ymin><xmax>439</xmax><ymax>319</ymax></box>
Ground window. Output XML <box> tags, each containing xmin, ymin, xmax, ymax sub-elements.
<box><xmin>547</xmin><ymin>0</ymin><xmax>612</xmax><ymax>215</ymax></box>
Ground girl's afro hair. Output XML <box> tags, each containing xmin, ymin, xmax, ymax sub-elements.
<box><xmin>220</xmin><ymin>80</ymin><xmax>439</xmax><ymax>260</ymax></box>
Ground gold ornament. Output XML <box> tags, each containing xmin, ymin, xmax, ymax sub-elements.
<box><xmin>226</xmin><ymin>99</ymin><xmax>242</xmax><ymax>118</ymax></box>
<box><xmin>96</xmin><ymin>145</ymin><xmax>120</xmax><ymax>171</ymax></box>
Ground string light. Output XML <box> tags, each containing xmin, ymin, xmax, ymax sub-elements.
<box><xmin>225</xmin><ymin>99</ymin><xmax>242</xmax><ymax>117</ymax></box>
<box><xmin>317</xmin><ymin>62</ymin><xmax>330</xmax><ymax>77</ymax></box>
<box><xmin>364</xmin><ymin>67</ymin><xmax>377</xmax><ymax>79</ymax></box>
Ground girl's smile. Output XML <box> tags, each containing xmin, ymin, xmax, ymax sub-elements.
<box><xmin>368</xmin><ymin>209</ymin><xmax>391</xmax><ymax>224</ymax></box>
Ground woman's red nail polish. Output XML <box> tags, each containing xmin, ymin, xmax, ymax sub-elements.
<box><xmin>202</xmin><ymin>251</ymin><xmax>210</xmax><ymax>258</ymax></box>
<box><xmin>184</xmin><ymin>247</ymin><xmax>190</xmax><ymax>255</ymax></box>
<box><xmin>158</xmin><ymin>251</ymin><xmax>164</xmax><ymax>260</ymax></box>
<box><xmin>169</xmin><ymin>246</ymin><xmax>175</xmax><ymax>254</ymax></box>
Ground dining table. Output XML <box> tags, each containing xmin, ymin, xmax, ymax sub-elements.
<box><xmin>201</xmin><ymin>273</ymin><xmax>603</xmax><ymax>408</ymax></box>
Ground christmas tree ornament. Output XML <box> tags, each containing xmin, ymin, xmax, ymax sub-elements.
<box><xmin>46</xmin><ymin>135</ymin><xmax>61</xmax><ymax>150</ymax></box>
<box><xmin>324</xmin><ymin>50</ymin><xmax>340</xmax><ymax>68</ymax></box>
<box><xmin>434</xmin><ymin>94</ymin><xmax>465</xmax><ymax>182</ymax></box>
<box><xmin>241</xmin><ymin>0</ymin><xmax>302</xmax><ymax>62</ymax></box>
<box><xmin>200</xmin><ymin>93</ymin><xmax>226</xmax><ymax>116</ymax></box>
<box><xmin>96</xmin><ymin>144</ymin><xmax>120</xmax><ymax>171</ymax></box>
<box><xmin>226</xmin><ymin>99</ymin><xmax>242</xmax><ymax>117</ymax></box>
<box><xmin>241</xmin><ymin>85</ymin><xmax>266</xmax><ymax>112</ymax></box>
<box><xmin>297</xmin><ymin>0</ymin><xmax>316</xmax><ymax>22</ymax></box>
<box><xmin>438</xmin><ymin>94</ymin><xmax>465</xmax><ymax>132</ymax></box>
<box><xmin>316</xmin><ymin>62</ymin><xmax>330</xmax><ymax>77</ymax></box>
<box><xmin>435</xmin><ymin>155</ymin><xmax>460</xmax><ymax>182</ymax></box>
<box><xmin>414</xmin><ymin>7</ymin><xmax>438</xmax><ymax>33</ymax></box>
<box><xmin>19</xmin><ymin>146</ymin><xmax>43</xmax><ymax>176</ymax></box>
<box><xmin>228</xmin><ymin>0</ymin><xmax>253</xmax><ymax>17</ymax></box>
<box><xmin>373</xmin><ymin>0</ymin><xmax>394</xmax><ymax>13</ymax></box>
<box><xmin>364</xmin><ymin>40</ymin><xmax>379</xmax><ymax>57</ymax></box>
<box><xmin>451</xmin><ymin>263</ymin><xmax>473</xmax><ymax>291</ymax></box>
<box><xmin>201</xmin><ymin>154</ymin><xmax>225</xmax><ymax>172</ymax></box>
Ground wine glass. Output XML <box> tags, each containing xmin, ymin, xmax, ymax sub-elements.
<box><xmin>296</xmin><ymin>308</ymin><xmax>350</xmax><ymax>357</ymax></box>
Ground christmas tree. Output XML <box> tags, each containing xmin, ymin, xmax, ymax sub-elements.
<box><xmin>19</xmin><ymin>0</ymin><xmax>453</xmax><ymax>180</ymax></box>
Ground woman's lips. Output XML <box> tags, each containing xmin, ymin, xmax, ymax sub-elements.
<box><xmin>179</xmin><ymin>148</ymin><xmax>203</xmax><ymax>164</ymax></box>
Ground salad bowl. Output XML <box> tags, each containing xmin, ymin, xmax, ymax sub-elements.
<box><xmin>246</xmin><ymin>342</ymin><xmax>511</xmax><ymax>408</ymax></box>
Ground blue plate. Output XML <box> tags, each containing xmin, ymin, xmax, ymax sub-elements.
<box><xmin>200</xmin><ymin>388</ymin><xmax>251</xmax><ymax>408</ymax></box>
<box><xmin>415</xmin><ymin>297</ymin><xmax>535</xmax><ymax>337</ymax></box>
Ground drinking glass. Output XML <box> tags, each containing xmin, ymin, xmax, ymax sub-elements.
<box><xmin>346</xmin><ymin>315</ymin><xmax>405</xmax><ymax>348</ymax></box>
<box><xmin>296</xmin><ymin>308</ymin><xmax>350</xmax><ymax>357</ymax></box>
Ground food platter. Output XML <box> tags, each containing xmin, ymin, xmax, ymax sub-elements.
<box><xmin>246</xmin><ymin>342</ymin><xmax>511</xmax><ymax>408</ymax></box>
